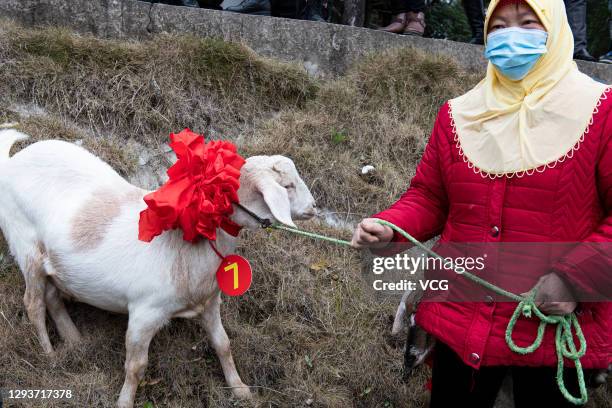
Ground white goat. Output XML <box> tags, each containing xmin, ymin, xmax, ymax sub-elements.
<box><xmin>0</xmin><ymin>129</ymin><xmax>316</xmax><ymax>408</ymax></box>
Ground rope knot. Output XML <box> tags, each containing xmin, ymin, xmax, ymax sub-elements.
<box><xmin>522</xmin><ymin>303</ymin><xmax>533</xmax><ymax>318</ymax></box>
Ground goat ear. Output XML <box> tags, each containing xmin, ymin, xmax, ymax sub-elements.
<box><xmin>258</xmin><ymin>181</ymin><xmax>296</xmax><ymax>228</ymax></box>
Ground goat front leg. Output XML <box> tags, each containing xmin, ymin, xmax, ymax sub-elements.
<box><xmin>117</xmin><ymin>310</ymin><xmax>165</xmax><ymax>408</ymax></box>
<box><xmin>202</xmin><ymin>294</ymin><xmax>252</xmax><ymax>399</ymax></box>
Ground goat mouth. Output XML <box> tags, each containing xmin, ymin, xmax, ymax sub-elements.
<box><xmin>293</xmin><ymin>212</ymin><xmax>317</xmax><ymax>221</ymax></box>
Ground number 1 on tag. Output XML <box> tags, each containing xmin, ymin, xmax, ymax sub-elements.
<box><xmin>224</xmin><ymin>262</ymin><xmax>239</xmax><ymax>289</ymax></box>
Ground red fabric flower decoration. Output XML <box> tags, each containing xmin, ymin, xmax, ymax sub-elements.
<box><xmin>138</xmin><ymin>129</ymin><xmax>245</xmax><ymax>243</ymax></box>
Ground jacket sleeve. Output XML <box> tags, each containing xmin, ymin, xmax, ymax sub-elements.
<box><xmin>370</xmin><ymin>105</ymin><xmax>449</xmax><ymax>253</ymax></box>
<box><xmin>551</xmin><ymin>108</ymin><xmax>612</xmax><ymax>300</ymax></box>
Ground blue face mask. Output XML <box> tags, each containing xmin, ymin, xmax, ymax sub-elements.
<box><xmin>484</xmin><ymin>27</ymin><xmax>548</xmax><ymax>81</ymax></box>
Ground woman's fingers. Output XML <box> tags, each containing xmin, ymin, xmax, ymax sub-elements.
<box><xmin>359</xmin><ymin>229</ymin><xmax>381</xmax><ymax>243</ymax></box>
<box><xmin>351</xmin><ymin>219</ymin><xmax>393</xmax><ymax>248</ymax></box>
<box><xmin>524</xmin><ymin>273</ymin><xmax>577</xmax><ymax>315</ymax></box>
<box><xmin>537</xmin><ymin>302</ymin><xmax>577</xmax><ymax>315</ymax></box>
<box><xmin>351</xmin><ymin>225</ymin><xmax>380</xmax><ymax>248</ymax></box>
<box><xmin>350</xmin><ymin>225</ymin><xmax>366</xmax><ymax>248</ymax></box>
<box><xmin>519</xmin><ymin>293</ymin><xmax>576</xmax><ymax>315</ymax></box>
<box><xmin>361</xmin><ymin>221</ymin><xmax>386</xmax><ymax>235</ymax></box>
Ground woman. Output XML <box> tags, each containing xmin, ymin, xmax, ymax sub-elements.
<box><xmin>352</xmin><ymin>0</ymin><xmax>611</xmax><ymax>407</ymax></box>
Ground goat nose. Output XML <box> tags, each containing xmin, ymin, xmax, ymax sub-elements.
<box><xmin>302</xmin><ymin>206</ymin><xmax>317</xmax><ymax>218</ymax></box>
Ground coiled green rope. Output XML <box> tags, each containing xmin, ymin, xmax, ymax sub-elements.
<box><xmin>270</xmin><ymin>219</ymin><xmax>588</xmax><ymax>405</ymax></box>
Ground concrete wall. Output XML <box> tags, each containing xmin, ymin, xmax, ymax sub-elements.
<box><xmin>1</xmin><ymin>0</ymin><xmax>612</xmax><ymax>82</ymax></box>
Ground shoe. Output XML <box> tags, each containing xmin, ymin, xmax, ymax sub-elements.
<box><xmin>379</xmin><ymin>13</ymin><xmax>407</xmax><ymax>33</ymax></box>
<box><xmin>403</xmin><ymin>11</ymin><xmax>425</xmax><ymax>36</ymax></box>
<box><xmin>463</xmin><ymin>0</ymin><xmax>485</xmax><ymax>46</ymax></box>
<box><xmin>573</xmin><ymin>49</ymin><xmax>596</xmax><ymax>62</ymax></box>
<box><xmin>599</xmin><ymin>51</ymin><xmax>612</xmax><ymax>64</ymax></box>
<box><xmin>225</xmin><ymin>0</ymin><xmax>270</xmax><ymax>14</ymax></box>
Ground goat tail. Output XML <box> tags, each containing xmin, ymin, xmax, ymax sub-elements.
<box><xmin>0</xmin><ymin>123</ymin><xmax>28</xmax><ymax>162</ymax></box>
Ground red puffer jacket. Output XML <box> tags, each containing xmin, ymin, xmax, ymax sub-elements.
<box><xmin>373</xmin><ymin>91</ymin><xmax>612</xmax><ymax>369</ymax></box>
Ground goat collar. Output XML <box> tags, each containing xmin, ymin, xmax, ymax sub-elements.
<box><xmin>209</xmin><ymin>240</ymin><xmax>225</xmax><ymax>259</ymax></box>
<box><xmin>234</xmin><ymin>202</ymin><xmax>273</xmax><ymax>228</ymax></box>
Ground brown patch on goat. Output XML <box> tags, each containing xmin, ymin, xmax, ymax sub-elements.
<box><xmin>22</xmin><ymin>243</ymin><xmax>46</xmax><ymax>317</ymax></box>
<box><xmin>169</xmin><ymin>244</ymin><xmax>219</xmax><ymax>315</ymax></box>
<box><xmin>22</xmin><ymin>242</ymin><xmax>55</xmax><ymax>354</ymax></box>
<box><xmin>70</xmin><ymin>188</ymin><xmax>145</xmax><ymax>251</ymax></box>
<box><xmin>170</xmin><ymin>250</ymin><xmax>193</xmax><ymax>306</ymax></box>
<box><xmin>23</xmin><ymin>242</ymin><xmax>45</xmax><ymax>279</ymax></box>
<box><xmin>23</xmin><ymin>242</ymin><xmax>46</xmax><ymax>285</ymax></box>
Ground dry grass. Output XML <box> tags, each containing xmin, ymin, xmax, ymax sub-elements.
<box><xmin>0</xmin><ymin>20</ymin><xmax>609</xmax><ymax>408</ymax></box>
<box><xmin>0</xmin><ymin>21</ymin><xmax>316</xmax><ymax>146</ymax></box>
<box><xmin>11</xmin><ymin>114</ymin><xmax>137</xmax><ymax>177</ymax></box>
<box><xmin>242</xmin><ymin>48</ymin><xmax>475</xmax><ymax>217</ymax></box>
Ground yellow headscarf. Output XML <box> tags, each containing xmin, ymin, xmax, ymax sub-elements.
<box><xmin>449</xmin><ymin>0</ymin><xmax>609</xmax><ymax>178</ymax></box>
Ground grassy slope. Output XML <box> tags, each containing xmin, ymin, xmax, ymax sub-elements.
<box><xmin>0</xmin><ymin>20</ymin><xmax>608</xmax><ymax>408</ymax></box>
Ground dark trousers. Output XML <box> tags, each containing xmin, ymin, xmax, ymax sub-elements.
<box><xmin>564</xmin><ymin>0</ymin><xmax>587</xmax><ymax>53</ymax></box>
<box><xmin>389</xmin><ymin>0</ymin><xmax>425</xmax><ymax>15</ymax></box>
<box><xmin>463</xmin><ymin>0</ymin><xmax>485</xmax><ymax>38</ymax></box>
<box><xmin>430</xmin><ymin>343</ymin><xmax>584</xmax><ymax>408</ymax></box>
<box><xmin>609</xmin><ymin>0</ymin><xmax>612</xmax><ymax>47</ymax></box>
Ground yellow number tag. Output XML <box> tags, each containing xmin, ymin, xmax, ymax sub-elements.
<box><xmin>216</xmin><ymin>254</ymin><xmax>252</xmax><ymax>296</ymax></box>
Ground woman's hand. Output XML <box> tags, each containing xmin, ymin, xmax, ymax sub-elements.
<box><xmin>522</xmin><ymin>273</ymin><xmax>577</xmax><ymax>315</ymax></box>
<box><xmin>351</xmin><ymin>218</ymin><xmax>394</xmax><ymax>249</ymax></box>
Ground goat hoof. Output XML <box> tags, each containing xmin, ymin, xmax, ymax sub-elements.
<box><xmin>116</xmin><ymin>400</ymin><xmax>133</xmax><ymax>408</ymax></box>
<box><xmin>232</xmin><ymin>385</ymin><xmax>253</xmax><ymax>399</ymax></box>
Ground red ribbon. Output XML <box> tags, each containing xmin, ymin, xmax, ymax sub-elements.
<box><xmin>138</xmin><ymin>129</ymin><xmax>245</xmax><ymax>243</ymax></box>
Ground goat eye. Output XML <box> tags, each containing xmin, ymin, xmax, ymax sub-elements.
<box><xmin>283</xmin><ymin>183</ymin><xmax>295</xmax><ymax>189</ymax></box>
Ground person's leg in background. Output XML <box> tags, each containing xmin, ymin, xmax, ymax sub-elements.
<box><xmin>380</xmin><ymin>0</ymin><xmax>409</xmax><ymax>33</ymax></box>
<box><xmin>379</xmin><ymin>0</ymin><xmax>425</xmax><ymax>36</ymax></box>
<box><xmin>463</xmin><ymin>0</ymin><xmax>485</xmax><ymax>45</ymax></box>
<box><xmin>223</xmin><ymin>0</ymin><xmax>270</xmax><ymax>17</ymax></box>
<box><xmin>599</xmin><ymin>0</ymin><xmax>612</xmax><ymax>63</ymax></box>
<box><xmin>512</xmin><ymin>365</ymin><xmax>585</xmax><ymax>408</ymax></box>
<box><xmin>429</xmin><ymin>342</ymin><xmax>506</xmax><ymax>408</ymax></box>
<box><xmin>564</xmin><ymin>0</ymin><xmax>595</xmax><ymax>61</ymax></box>
<box><xmin>403</xmin><ymin>0</ymin><xmax>426</xmax><ymax>36</ymax></box>
<box><xmin>303</xmin><ymin>0</ymin><xmax>325</xmax><ymax>21</ymax></box>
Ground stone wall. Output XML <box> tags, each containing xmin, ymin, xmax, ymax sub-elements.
<box><xmin>1</xmin><ymin>0</ymin><xmax>612</xmax><ymax>82</ymax></box>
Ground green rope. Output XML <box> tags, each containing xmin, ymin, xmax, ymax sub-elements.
<box><xmin>269</xmin><ymin>219</ymin><xmax>588</xmax><ymax>405</ymax></box>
